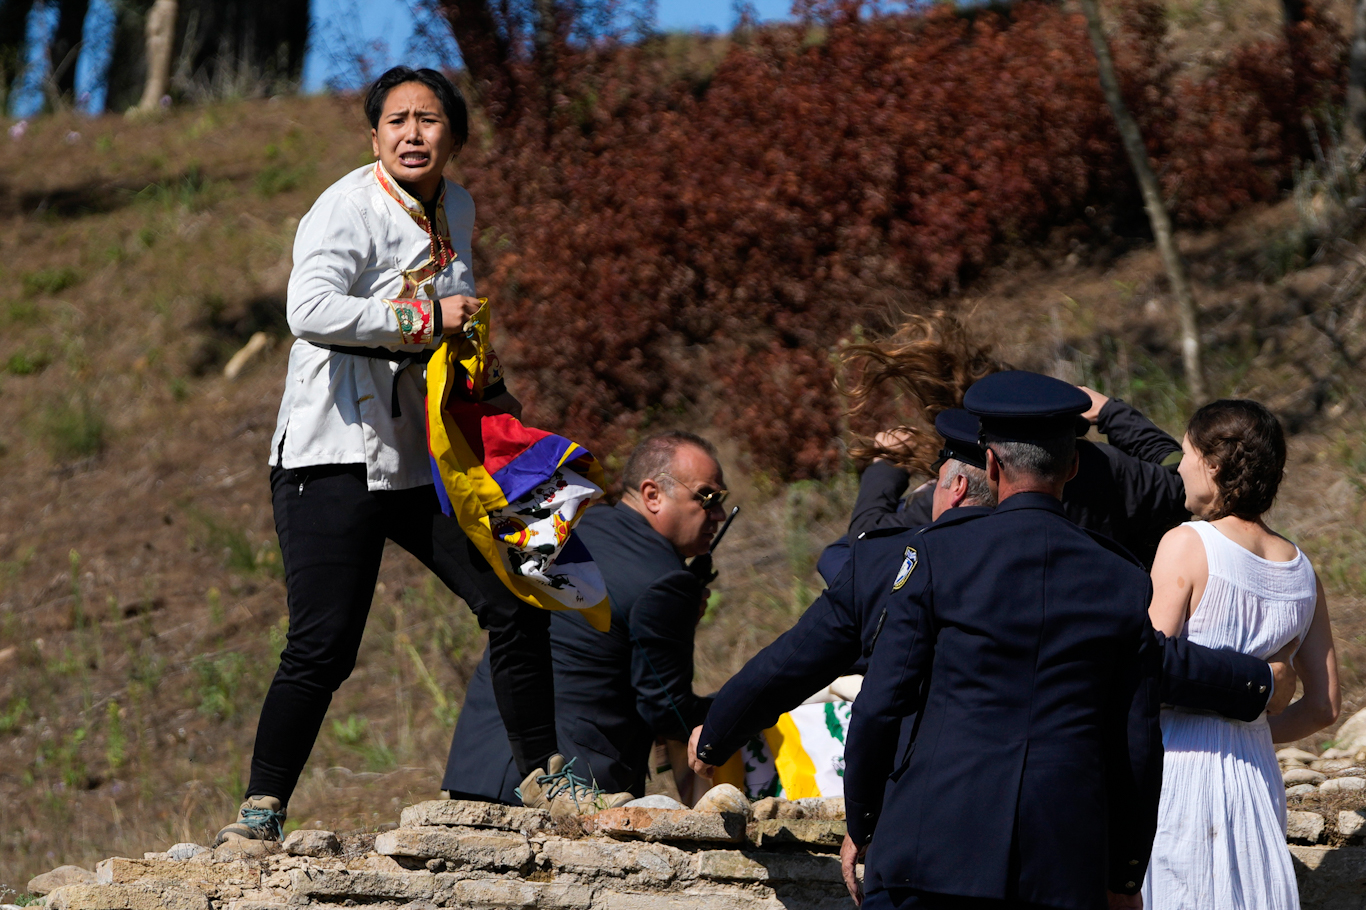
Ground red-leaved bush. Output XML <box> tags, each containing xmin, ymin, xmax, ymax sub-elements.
<box><xmin>458</xmin><ymin>1</ymin><xmax>1344</xmax><ymax>479</ymax></box>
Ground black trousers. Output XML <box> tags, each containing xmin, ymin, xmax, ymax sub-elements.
<box><xmin>246</xmin><ymin>464</ymin><xmax>556</xmax><ymax>806</ymax></box>
<box><xmin>863</xmin><ymin>889</ymin><xmax>1062</xmax><ymax>910</ymax></box>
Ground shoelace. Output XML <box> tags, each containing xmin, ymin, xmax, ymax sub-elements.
<box><xmin>535</xmin><ymin>757</ymin><xmax>601</xmax><ymax>811</ymax></box>
<box><xmin>240</xmin><ymin>806</ymin><xmax>285</xmax><ymax>840</ymax></box>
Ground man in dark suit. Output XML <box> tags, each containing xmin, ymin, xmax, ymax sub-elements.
<box><xmin>689</xmin><ymin>409</ymin><xmax>1291</xmax><ymax>784</ymax></box>
<box><xmin>843</xmin><ymin>371</ymin><xmax>1162</xmax><ymax>910</ymax></box>
<box><xmin>443</xmin><ymin>431</ymin><xmax>724</xmax><ymax>803</ymax></box>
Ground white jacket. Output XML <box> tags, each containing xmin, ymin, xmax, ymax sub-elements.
<box><xmin>269</xmin><ymin>162</ymin><xmax>477</xmax><ymax>490</ymax></box>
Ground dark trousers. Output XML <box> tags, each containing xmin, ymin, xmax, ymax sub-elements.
<box><xmin>863</xmin><ymin>890</ymin><xmax>1062</xmax><ymax>910</ymax></box>
<box><xmin>246</xmin><ymin>464</ymin><xmax>556</xmax><ymax>806</ymax></box>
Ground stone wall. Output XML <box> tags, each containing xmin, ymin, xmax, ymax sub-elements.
<box><xmin>16</xmin><ymin>793</ymin><xmax>1366</xmax><ymax>910</ymax></box>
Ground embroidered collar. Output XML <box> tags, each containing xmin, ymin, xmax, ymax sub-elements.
<box><xmin>372</xmin><ymin>161</ymin><xmax>456</xmax><ymax>272</ymax></box>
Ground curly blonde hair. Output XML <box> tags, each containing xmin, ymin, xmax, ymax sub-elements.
<box><xmin>842</xmin><ymin>312</ymin><xmax>1007</xmax><ymax>476</ymax></box>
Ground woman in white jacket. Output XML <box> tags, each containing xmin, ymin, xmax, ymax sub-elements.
<box><xmin>215</xmin><ymin>66</ymin><xmax>580</xmax><ymax>844</ymax></box>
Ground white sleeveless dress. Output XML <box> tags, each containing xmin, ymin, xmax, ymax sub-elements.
<box><xmin>1141</xmin><ymin>521</ymin><xmax>1317</xmax><ymax>909</ymax></box>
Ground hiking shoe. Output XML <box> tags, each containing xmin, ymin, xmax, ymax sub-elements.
<box><xmin>515</xmin><ymin>754</ymin><xmax>633</xmax><ymax>818</ymax></box>
<box><xmin>213</xmin><ymin>795</ymin><xmax>286</xmax><ymax>845</ymax></box>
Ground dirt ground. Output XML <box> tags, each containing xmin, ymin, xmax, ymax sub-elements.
<box><xmin>0</xmin><ymin>83</ymin><xmax>1364</xmax><ymax>888</ymax></box>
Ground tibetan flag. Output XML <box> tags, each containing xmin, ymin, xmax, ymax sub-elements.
<box><xmin>711</xmin><ymin>689</ymin><xmax>855</xmax><ymax>800</ymax></box>
<box><xmin>425</xmin><ymin>300</ymin><xmax>612</xmax><ymax>632</ymax></box>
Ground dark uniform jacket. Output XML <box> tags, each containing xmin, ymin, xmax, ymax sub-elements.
<box><xmin>697</xmin><ymin>509</ymin><xmax>1274</xmax><ymax>771</ymax></box>
<box><xmin>442</xmin><ymin>502</ymin><xmax>711</xmax><ymax>800</ymax></box>
<box><xmin>844</xmin><ymin>494</ymin><xmax>1163</xmax><ymax>908</ymax></box>
<box><xmin>842</xmin><ymin>398</ymin><xmax>1186</xmax><ymax>569</ymax></box>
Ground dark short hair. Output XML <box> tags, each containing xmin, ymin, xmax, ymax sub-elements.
<box><xmin>621</xmin><ymin>432</ymin><xmax>719</xmax><ymax>493</ymax></box>
<box><xmin>364</xmin><ymin>66</ymin><xmax>469</xmax><ymax>147</ymax></box>
<box><xmin>982</xmin><ymin>433</ymin><xmax>1076</xmax><ymax>485</ymax></box>
<box><xmin>1186</xmin><ymin>399</ymin><xmax>1286</xmax><ymax>520</ymax></box>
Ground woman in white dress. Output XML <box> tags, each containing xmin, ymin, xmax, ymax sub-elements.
<box><xmin>1143</xmin><ymin>399</ymin><xmax>1339</xmax><ymax>909</ymax></box>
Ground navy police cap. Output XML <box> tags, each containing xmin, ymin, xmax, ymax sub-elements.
<box><xmin>963</xmin><ymin>370</ymin><xmax>1091</xmax><ymax>442</ymax></box>
<box><xmin>932</xmin><ymin>409</ymin><xmax>986</xmax><ymax>471</ymax></box>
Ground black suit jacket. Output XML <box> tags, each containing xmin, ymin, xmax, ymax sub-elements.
<box><xmin>442</xmin><ymin>502</ymin><xmax>711</xmax><ymax>800</ymax></box>
<box><xmin>844</xmin><ymin>494</ymin><xmax>1163</xmax><ymax>908</ymax></box>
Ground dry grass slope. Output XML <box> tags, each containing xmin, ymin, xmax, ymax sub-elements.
<box><xmin>0</xmin><ymin>77</ymin><xmax>1364</xmax><ymax>890</ymax></box>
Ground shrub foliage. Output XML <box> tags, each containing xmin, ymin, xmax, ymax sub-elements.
<box><xmin>460</xmin><ymin>1</ymin><xmax>1345</xmax><ymax>479</ymax></box>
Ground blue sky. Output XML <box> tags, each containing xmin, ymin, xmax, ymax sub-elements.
<box><xmin>10</xmin><ymin>0</ymin><xmax>794</xmax><ymax>117</ymax></box>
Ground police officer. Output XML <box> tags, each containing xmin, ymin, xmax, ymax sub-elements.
<box><xmin>840</xmin><ymin>389</ymin><xmax>1186</xmax><ymax>569</ymax></box>
<box><xmin>843</xmin><ymin>371</ymin><xmax>1164</xmax><ymax>909</ymax></box>
<box><xmin>689</xmin><ymin>404</ymin><xmax>1293</xmax><ymax>784</ymax></box>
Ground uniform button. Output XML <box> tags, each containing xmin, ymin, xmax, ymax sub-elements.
<box><xmin>1129</xmin><ymin>860</ymin><xmax>1138</xmax><ymax>866</ymax></box>
<box><xmin>1246</xmin><ymin>681</ymin><xmax>1253</xmax><ymax>689</ymax></box>
<box><xmin>1126</xmin><ymin>881</ymin><xmax>1136</xmax><ymax>889</ymax></box>
<box><xmin>1259</xmin><ymin>685</ymin><xmax>1267</xmax><ymax>694</ymax></box>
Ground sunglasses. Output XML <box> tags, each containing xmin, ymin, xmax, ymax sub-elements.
<box><xmin>657</xmin><ymin>472</ymin><xmax>729</xmax><ymax>511</ymax></box>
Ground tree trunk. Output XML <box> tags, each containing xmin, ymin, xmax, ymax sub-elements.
<box><xmin>1078</xmin><ymin>0</ymin><xmax>1208</xmax><ymax>404</ymax></box>
<box><xmin>438</xmin><ymin>0</ymin><xmax>519</xmax><ymax>121</ymax></box>
<box><xmin>1349</xmin><ymin>0</ymin><xmax>1366</xmax><ymax>153</ymax></box>
<box><xmin>47</xmin><ymin>0</ymin><xmax>88</xmax><ymax>103</ymax></box>
<box><xmin>0</xmin><ymin>0</ymin><xmax>37</xmax><ymax>112</ymax></box>
<box><xmin>136</xmin><ymin>0</ymin><xmax>176</xmax><ymax>111</ymax></box>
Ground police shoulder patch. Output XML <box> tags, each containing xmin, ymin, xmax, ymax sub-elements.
<box><xmin>892</xmin><ymin>545</ymin><xmax>919</xmax><ymax>591</ymax></box>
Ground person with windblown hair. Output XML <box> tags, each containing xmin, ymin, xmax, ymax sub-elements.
<box><xmin>1143</xmin><ymin>399</ymin><xmax>1339</xmax><ymax>909</ymax></box>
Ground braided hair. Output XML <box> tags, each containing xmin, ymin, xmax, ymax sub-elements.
<box><xmin>1186</xmin><ymin>399</ymin><xmax>1286</xmax><ymax>520</ymax></box>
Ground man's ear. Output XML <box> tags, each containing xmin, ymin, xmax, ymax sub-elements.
<box><xmin>986</xmin><ymin>449</ymin><xmax>1001</xmax><ymax>485</ymax></box>
<box><xmin>638</xmin><ymin>478</ymin><xmax>664</xmax><ymax>514</ymax></box>
<box><xmin>1065</xmin><ymin>450</ymin><xmax>1080</xmax><ymax>483</ymax></box>
<box><xmin>951</xmin><ymin>472</ymin><xmax>970</xmax><ymax>507</ymax></box>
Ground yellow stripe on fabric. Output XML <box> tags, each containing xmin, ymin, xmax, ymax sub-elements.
<box><xmin>763</xmin><ymin>714</ymin><xmax>821</xmax><ymax>800</ymax></box>
<box><xmin>426</xmin><ymin>335</ymin><xmax>611</xmax><ymax>633</ymax></box>
<box><xmin>712</xmin><ymin>751</ymin><xmax>748</xmax><ymax>793</ymax></box>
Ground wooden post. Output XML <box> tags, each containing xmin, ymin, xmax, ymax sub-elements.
<box><xmin>136</xmin><ymin>0</ymin><xmax>177</xmax><ymax>113</ymax></box>
<box><xmin>1078</xmin><ymin>0</ymin><xmax>1208</xmax><ymax>404</ymax></box>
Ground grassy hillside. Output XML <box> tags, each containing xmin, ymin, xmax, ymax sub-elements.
<box><xmin>0</xmin><ymin>84</ymin><xmax>1363</xmax><ymax>887</ymax></box>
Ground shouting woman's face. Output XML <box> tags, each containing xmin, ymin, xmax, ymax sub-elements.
<box><xmin>371</xmin><ymin>81</ymin><xmax>459</xmax><ymax>202</ymax></box>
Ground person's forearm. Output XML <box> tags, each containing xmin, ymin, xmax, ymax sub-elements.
<box><xmin>1097</xmin><ymin>398</ymin><xmax>1180</xmax><ymax>464</ymax></box>
<box><xmin>849</xmin><ymin>461</ymin><xmax>911</xmax><ymax>539</ymax></box>
<box><xmin>1269</xmin><ymin>696</ymin><xmax>1338</xmax><ymax>744</ymax></box>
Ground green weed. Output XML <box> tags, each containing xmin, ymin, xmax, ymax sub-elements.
<box><xmin>188</xmin><ymin>510</ymin><xmax>285</xmax><ymax>579</ymax></box>
<box><xmin>0</xmin><ymin>696</ymin><xmax>28</xmax><ymax>734</ymax></box>
<box><xmin>105</xmin><ymin>701</ymin><xmax>126</xmax><ymax>771</ymax></box>
<box><xmin>193</xmin><ymin>652</ymin><xmax>248</xmax><ymax>720</ymax></box>
<box><xmin>40</xmin><ymin>396</ymin><xmax>106</xmax><ymax>460</ymax></box>
<box><xmin>137</xmin><ymin>167</ymin><xmax>219</xmax><ymax>212</ymax></box>
<box><xmin>268</xmin><ymin>615</ymin><xmax>289</xmax><ymax>657</ymax></box>
<box><xmin>5</xmin><ymin>350</ymin><xmax>50</xmax><ymax>375</ymax></box>
<box><xmin>254</xmin><ymin>163</ymin><xmax>308</xmax><ymax>198</ymax></box>
<box><xmin>21</xmin><ymin>267</ymin><xmax>80</xmax><ymax>297</ymax></box>
<box><xmin>331</xmin><ymin>713</ymin><xmax>368</xmax><ymax>746</ymax></box>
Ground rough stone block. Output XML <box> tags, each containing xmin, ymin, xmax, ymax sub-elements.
<box><xmin>1321</xmin><ymin>777</ymin><xmax>1366</xmax><ymax>793</ymax></box>
<box><xmin>1288</xmin><ymin>784</ymin><xmax>1318</xmax><ymax>798</ymax></box>
<box><xmin>225</xmin><ymin>903</ymin><xmax>291</xmax><ymax>910</ymax></box>
<box><xmin>1284</xmin><ymin>768</ymin><xmax>1327</xmax><ymax>786</ymax></box>
<box><xmin>375</xmin><ymin>826</ymin><xmax>533</xmax><ymax>870</ymax></box>
<box><xmin>1340</xmin><ymin>810</ymin><xmax>1366</xmax><ymax>839</ymax></box>
<box><xmin>28</xmin><ymin>866</ymin><xmax>97</xmax><ymax>896</ymax></box>
<box><xmin>697</xmin><ymin>850</ymin><xmax>842</xmax><ymax>883</ymax></box>
<box><xmin>1279</xmin><ymin>748</ymin><xmax>1320</xmax><ymax>765</ymax></box>
<box><xmin>401</xmin><ymin>799</ymin><xmax>550</xmax><ymax>832</ymax></box>
<box><xmin>601</xmin><ymin>890</ymin><xmax>782</xmax><ymax>910</ymax></box>
<box><xmin>282</xmin><ymin>829</ymin><xmax>341</xmax><ymax>857</ymax></box>
<box><xmin>96</xmin><ymin>858</ymin><xmax>260</xmax><ymax>892</ymax></box>
<box><xmin>586</xmin><ymin>807</ymin><xmax>746</xmax><ymax>844</ymax></box>
<box><xmin>441</xmin><ymin>878</ymin><xmax>593</xmax><ymax>910</ymax></box>
<box><xmin>1288</xmin><ymin>810</ymin><xmax>1327</xmax><ymax>844</ymax></box>
<box><xmin>1311</xmin><ymin>759</ymin><xmax>1361</xmax><ymax>774</ymax></box>
<box><xmin>694</xmin><ymin>784</ymin><xmax>753</xmax><ymax>820</ymax></box>
<box><xmin>543</xmin><ymin>837</ymin><xmax>642</xmax><ymax>874</ymax></box>
<box><xmin>1291</xmin><ymin>845</ymin><xmax>1366</xmax><ymax>909</ymax></box>
<box><xmin>748</xmin><ymin>819</ymin><xmax>847</xmax><ymax>849</ymax></box>
<box><xmin>165</xmin><ymin>844</ymin><xmax>208</xmax><ymax>862</ymax></box>
<box><xmin>45</xmin><ymin>885</ymin><xmax>211</xmax><ymax>910</ymax></box>
<box><xmin>289</xmin><ymin>868</ymin><xmax>435</xmax><ymax>901</ymax></box>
